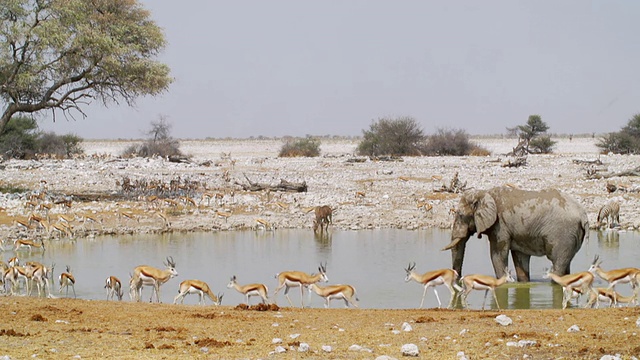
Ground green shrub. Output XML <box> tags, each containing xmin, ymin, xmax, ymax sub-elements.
<box><xmin>278</xmin><ymin>137</ymin><xmax>321</xmax><ymax>157</ymax></box>
<box><xmin>424</xmin><ymin>128</ymin><xmax>489</xmax><ymax>156</ymax></box>
<box><xmin>529</xmin><ymin>135</ymin><xmax>556</xmax><ymax>154</ymax></box>
<box><xmin>596</xmin><ymin>113</ymin><xmax>640</xmax><ymax>154</ymax></box>
<box><xmin>597</xmin><ymin>131</ymin><xmax>639</xmax><ymax>154</ymax></box>
<box><xmin>0</xmin><ymin>182</ymin><xmax>29</xmax><ymax>194</ymax></box>
<box><xmin>35</xmin><ymin>132</ymin><xmax>84</xmax><ymax>158</ymax></box>
<box><xmin>0</xmin><ymin>116</ymin><xmax>39</xmax><ymax>159</ymax></box>
<box><xmin>357</xmin><ymin>116</ymin><xmax>425</xmax><ymax>156</ymax></box>
<box><xmin>0</xmin><ymin>116</ymin><xmax>84</xmax><ymax>159</ymax></box>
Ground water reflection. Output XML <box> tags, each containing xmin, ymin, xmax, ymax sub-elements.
<box><xmin>7</xmin><ymin>229</ymin><xmax>639</xmax><ymax>309</ymax></box>
<box><xmin>597</xmin><ymin>230</ymin><xmax>620</xmax><ymax>249</ymax></box>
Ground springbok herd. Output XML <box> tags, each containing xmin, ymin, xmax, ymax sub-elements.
<box><xmin>2</xmin><ymin>242</ymin><xmax>639</xmax><ymax>310</ymax></box>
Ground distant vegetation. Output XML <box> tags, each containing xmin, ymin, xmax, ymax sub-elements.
<box><xmin>507</xmin><ymin>115</ymin><xmax>555</xmax><ymax>154</ymax></box>
<box><xmin>121</xmin><ymin>117</ymin><xmax>182</xmax><ymax>158</ymax></box>
<box><xmin>597</xmin><ymin>113</ymin><xmax>640</xmax><ymax>154</ymax></box>
<box><xmin>278</xmin><ymin>137</ymin><xmax>321</xmax><ymax>157</ymax></box>
<box><xmin>424</xmin><ymin>128</ymin><xmax>490</xmax><ymax>156</ymax></box>
<box><xmin>0</xmin><ymin>116</ymin><xmax>84</xmax><ymax>159</ymax></box>
<box><xmin>356</xmin><ymin>116</ymin><xmax>489</xmax><ymax>157</ymax></box>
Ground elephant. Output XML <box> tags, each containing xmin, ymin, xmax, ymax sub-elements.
<box><xmin>442</xmin><ymin>186</ymin><xmax>589</xmax><ymax>282</ymax></box>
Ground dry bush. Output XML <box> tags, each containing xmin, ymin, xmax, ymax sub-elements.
<box><xmin>357</xmin><ymin>116</ymin><xmax>425</xmax><ymax>156</ymax></box>
<box><xmin>424</xmin><ymin>128</ymin><xmax>489</xmax><ymax>156</ymax></box>
<box><xmin>278</xmin><ymin>137</ymin><xmax>321</xmax><ymax>157</ymax></box>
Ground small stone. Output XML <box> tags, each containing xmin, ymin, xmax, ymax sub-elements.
<box><xmin>274</xmin><ymin>346</ymin><xmax>286</xmax><ymax>353</ymax></box>
<box><xmin>495</xmin><ymin>314</ymin><xmax>513</xmax><ymax>326</ymax></box>
<box><xmin>349</xmin><ymin>345</ymin><xmax>363</xmax><ymax>352</ymax></box>
<box><xmin>391</xmin><ymin>330</ymin><xmax>401</xmax><ymax>335</ymax></box>
<box><xmin>272</xmin><ymin>338</ymin><xmax>282</xmax><ymax>344</ymax></box>
<box><xmin>636</xmin><ymin>317</ymin><xmax>640</xmax><ymax>328</ymax></box>
<box><xmin>518</xmin><ymin>340</ymin><xmax>537</xmax><ymax>347</ymax></box>
<box><xmin>199</xmin><ymin>347</ymin><xmax>208</xmax><ymax>354</ymax></box>
<box><xmin>401</xmin><ymin>343</ymin><xmax>419</xmax><ymax>357</ymax></box>
<box><xmin>321</xmin><ymin>345</ymin><xmax>332</xmax><ymax>353</ymax></box>
<box><xmin>600</xmin><ymin>355</ymin><xmax>622</xmax><ymax>360</ymax></box>
<box><xmin>567</xmin><ymin>325</ymin><xmax>580</xmax><ymax>333</ymax></box>
<box><xmin>375</xmin><ymin>356</ymin><xmax>398</xmax><ymax>360</ymax></box>
<box><xmin>298</xmin><ymin>343</ymin><xmax>309</xmax><ymax>352</ymax></box>
<box><xmin>401</xmin><ymin>322</ymin><xmax>413</xmax><ymax>332</ymax></box>
<box><xmin>459</xmin><ymin>328</ymin><xmax>469</xmax><ymax>336</ymax></box>
<box><xmin>289</xmin><ymin>333</ymin><xmax>300</xmax><ymax>339</ymax></box>
<box><xmin>457</xmin><ymin>351</ymin><xmax>469</xmax><ymax>360</ymax></box>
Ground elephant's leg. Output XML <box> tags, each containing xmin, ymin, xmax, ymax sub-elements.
<box><xmin>549</xmin><ymin>251</ymin><xmax>573</xmax><ymax>277</ymax></box>
<box><xmin>511</xmin><ymin>250</ymin><xmax>531</xmax><ymax>282</ymax></box>
<box><xmin>489</xmin><ymin>241</ymin><xmax>509</xmax><ymax>279</ymax></box>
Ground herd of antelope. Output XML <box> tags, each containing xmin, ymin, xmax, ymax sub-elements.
<box><xmin>3</xmin><ymin>247</ymin><xmax>638</xmax><ymax>310</ymax></box>
<box><xmin>401</xmin><ymin>254</ymin><xmax>639</xmax><ymax>310</ymax></box>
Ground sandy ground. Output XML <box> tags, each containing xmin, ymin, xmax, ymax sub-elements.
<box><xmin>1</xmin><ymin>136</ymin><xmax>640</xmax><ymax>359</ymax></box>
<box><xmin>1</xmin><ymin>297</ymin><xmax>639</xmax><ymax>359</ymax></box>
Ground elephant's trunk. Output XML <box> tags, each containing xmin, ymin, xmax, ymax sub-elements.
<box><xmin>445</xmin><ymin>236</ymin><xmax>468</xmax><ymax>277</ymax></box>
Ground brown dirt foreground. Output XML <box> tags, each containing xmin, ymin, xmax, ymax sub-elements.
<box><xmin>0</xmin><ymin>298</ymin><xmax>638</xmax><ymax>359</ymax></box>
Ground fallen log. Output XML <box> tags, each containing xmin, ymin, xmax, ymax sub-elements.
<box><xmin>167</xmin><ymin>155</ymin><xmax>192</xmax><ymax>164</ymax></box>
<box><xmin>572</xmin><ymin>159</ymin><xmax>603</xmax><ymax>165</ymax></box>
<box><xmin>502</xmin><ymin>157</ymin><xmax>527</xmax><ymax>168</ymax></box>
<box><xmin>238</xmin><ymin>173</ymin><xmax>307</xmax><ymax>192</ymax></box>
<box><xmin>587</xmin><ymin>165</ymin><xmax>640</xmax><ymax>179</ymax></box>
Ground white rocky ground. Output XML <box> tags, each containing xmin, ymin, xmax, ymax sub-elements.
<box><xmin>0</xmin><ymin>136</ymin><xmax>638</xmax><ymax>240</ymax></box>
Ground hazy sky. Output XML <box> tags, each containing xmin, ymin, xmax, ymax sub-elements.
<box><xmin>39</xmin><ymin>1</ymin><xmax>640</xmax><ymax>139</ymax></box>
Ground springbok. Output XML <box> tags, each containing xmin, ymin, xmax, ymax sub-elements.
<box><xmin>587</xmin><ymin>255</ymin><xmax>640</xmax><ymax>305</ymax></box>
<box><xmin>227</xmin><ymin>275</ymin><xmax>269</xmax><ymax>305</ymax></box>
<box><xmin>59</xmin><ymin>265</ymin><xmax>76</xmax><ymax>298</ymax></box>
<box><xmin>131</xmin><ymin>256</ymin><xmax>178</xmax><ymax>303</ymax></box>
<box><xmin>274</xmin><ymin>262</ymin><xmax>328</xmax><ymax>308</ymax></box>
<box><xmin>544</xmin><ymin>268</ymin><xmax>596</xmax><ymax>309</ymax></box>
<box><xmin>307</xmin><ymin>283</ymin><xmax>359</xmax><ymax>308</ymax></box>
<box><xmin>404</xmin><ymin>262</ymin><xmax>459</xmax><ymax>308</ymax></box>
<box><xmin>105</xmin><ymin>276</ymin><xmax>124</xmax><ymax>301</ymax></box>
<box><xmin>459</xmin><ymin>268</ymin><xmax>515</xmax><ymax>310</ymax></box>
<box><xmin>173</xmin><ymin>279</ymin><xmax>223</xmax><ymax>305</ymax></box>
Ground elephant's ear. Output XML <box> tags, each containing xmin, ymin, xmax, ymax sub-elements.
<box><xmin>474</xmin><ymin>192</ymin><xmax>497</xmax><ymax>233</ymax></box>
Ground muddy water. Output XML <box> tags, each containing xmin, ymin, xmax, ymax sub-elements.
<box><xmin>14</xmin><ymin>229</ymin><xmax>640</xmax><ymax>309</ymax></box>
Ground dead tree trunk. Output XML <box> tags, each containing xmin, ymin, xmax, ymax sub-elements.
<box><xmin>238</xmin><ymin>173</ymin><xmax>307</xmax><ymax>192</ymax></box>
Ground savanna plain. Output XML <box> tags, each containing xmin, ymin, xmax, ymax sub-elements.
<box><xmin>1</xmin><ymin>136</ymin><xmax>640</xmax><ymax>359</ymax></box>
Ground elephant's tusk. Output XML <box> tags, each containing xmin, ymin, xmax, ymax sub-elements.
<box><xmin>442</xmin><ymin>237</ymin><xmax>463</xmax><ymax>251</ymax></box>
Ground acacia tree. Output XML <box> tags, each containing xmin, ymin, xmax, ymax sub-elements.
<box><xmin>0</xmin><ymin>0</ymin><xmax>172</xmax><ymax>135</ymax></box>
<box><xmin>511</xmin><ymin>115</ymin><xmax>555</xmax><ymax>154</ymax></box>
